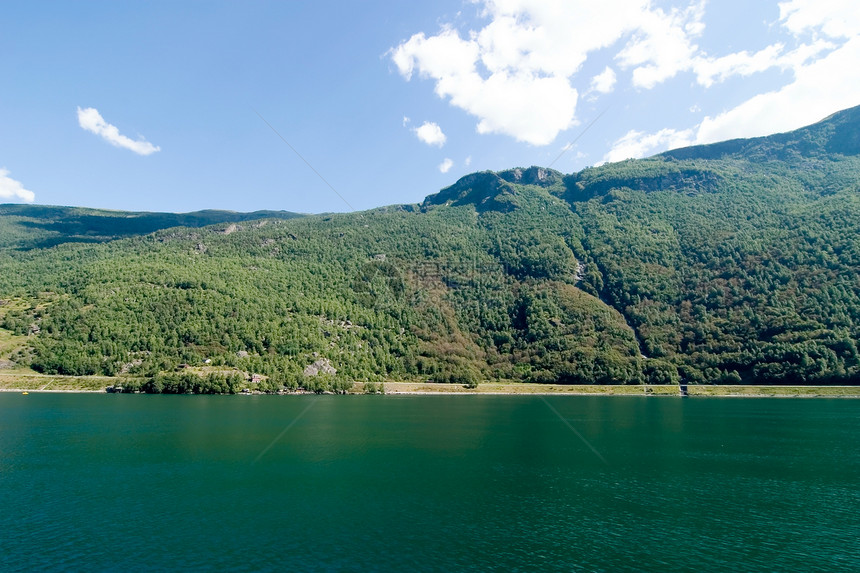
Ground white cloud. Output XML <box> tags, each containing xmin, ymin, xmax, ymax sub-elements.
<box><xmin>693</xmin><ymin>44</ymin><xmax>787</xmax><ymax>88</ymax></box>
<box><xmin>413</xmin><ymin>121</ymin><xmax>447</xmax><ymax>147</ymax></box>
<box><xmin>779</xmin><ymin>0</ymin><xmax>860</xmax><ymax>39</ymax></box>
<box><xmin>391</xmin><ymin>27</ymin><xmax>480</xmax><ymax>83</ymax></box>
<box><xmin>464</xmin><ymin>155</ymin><xmax>472</xmax><ymax>166</ymax></box>
<box><xmin>616</xmin><ymin>1</ymin><xmax>705</xmax><ymax>89</ymax></box>
<box><xmin>695</xmin><ymin>36</ymin><xmax>860</xmax><ymax>145</ymax></box>
<box><xmin>389</xmin><ymin>0</ymin><xmax>769</xmax><ymax>145</ymax></box>
<box><xmin>390</xmin><ymin>0</ymin><xmax>653</xmax><ymax>145</ymax></box>
<box><xmin>606</xmin><ymin>1</ymin><xmax>860</xmax><ymax>160</ymax></box>
<box><xmin>394</xmin><ymin>1</ymin><xmax>860</xmax><ymax>150</ymax></box>
<box><xmin>605</xmin><ymin>128</ymin><xmax>695</xmax><ymax>162</ymax></box>
<box><xmin>77</xmin><ymin>107</ymin><xmax>161</xmax><ymax>156</ymax></box>
<box><xmin>613</xmin><ymin>1</ymin><xmax>803</xmax><ymax>90</ymax></box>
<box><xmin>402</xmin><ymin>116</ymin><xmax>411</xmax><ymax>127</ymax></box>
<box><xmin>439</xmin><ymin>158</ymin><xmax>454</xmax><ymax>173</ymax></box>
<box><xmin>392</xmin><ymin>23</ymin><xmax>579</xmax><ymax>145</ymax></box>
<box><xmin>590</xmin><ymin>66</ymin><xmax>617</xmax><ymax>94</ymax></box>
<box><xmin>613</xmin><ymin>0</ymin><xmax>852</xmax><ymax>92</ymax></box>
<box><xmin>0</xmin><ymin>168</ymin><xmax>36</xmax><ymax>203</ymax></box>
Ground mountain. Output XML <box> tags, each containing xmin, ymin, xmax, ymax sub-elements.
<box><xmin>423</xmin><ymin>167</ymin><xmax>565</xmax><ymax>212</ymax></box>
<box><xmin>0</xmin><ymin>204</ymin><xmax>304</xmax><ymax>250</ymax></box>
<box><xmin>1</xmin><ymin>105</ymin><xmax>859</xmax><ymax>390</ymax></box>
<box><xmin>659</xmin><ymin>105</ymin><xmax>860</xmax><ymax>161</ymax></box>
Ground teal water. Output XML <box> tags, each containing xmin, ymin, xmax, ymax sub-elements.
<box><xmin>1</xmin><ymin>395</ymin><xmax>857</xmax><ymax>571</ymax></box>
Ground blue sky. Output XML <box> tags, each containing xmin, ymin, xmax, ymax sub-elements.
<box><xmin>1</xmin><ymin>0</ymin><xmax>858</xmax><ymax>213</ymax></box>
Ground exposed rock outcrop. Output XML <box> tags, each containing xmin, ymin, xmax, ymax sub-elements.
<box><xmin>303</xmin><ymin>358</ymin><xmax>336</xmax><ymax>377</ymax></box>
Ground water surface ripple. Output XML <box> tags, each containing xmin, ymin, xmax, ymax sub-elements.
<box><xmin>1</xmin><ymin>394</ymin><xmax>857</xmax><ymax>571</ymax></box>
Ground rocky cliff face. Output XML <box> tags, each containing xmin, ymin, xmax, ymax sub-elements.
<box><xmin>422</xmin><ymin>166</ymin><xmax>565</xmax><ymax>212</ymax></box>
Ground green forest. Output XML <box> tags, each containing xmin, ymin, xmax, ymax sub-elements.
<box><xmin>1</xmin><ymin>105</ymin><xmax>859</xmax><ymax>391</ymax></box>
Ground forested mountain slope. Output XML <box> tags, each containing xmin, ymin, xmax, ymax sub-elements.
<box><xmin>1</xmin><ymin>105</ymin><xmax>859</xmax><ymax>389</ymax></box>
<box><xmin>0</xmin><ymin>204</ymin><xmax>303</xmax><ymax>250</ymax></box>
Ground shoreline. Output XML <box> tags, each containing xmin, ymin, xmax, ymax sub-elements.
<box><xmin>377</xmin><ymin>382</ymin><xmax>860</xmax><ymax>397</ymax></box>
<box><xmin>1</xmin><ymin>373</ymin><xmax>859</xmax><ymax>397</ymax></box>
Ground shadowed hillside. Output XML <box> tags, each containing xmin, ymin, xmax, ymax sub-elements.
<box><xmin>0</xmin><ymin>204</ymin><xmax>304</xmax><ymax>250</ymax></box>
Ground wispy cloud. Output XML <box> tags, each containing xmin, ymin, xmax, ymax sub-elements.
<box><xmin>392</xmin><ymin>1</ymin><xmax>859</xmax><ymax>149</ymax></box>
<box><xmin>605</xmin><ymin>0</ymin><xmax>860</xmax><ymax>161</ymax></box>
<box><xmin>0</xmin><ymin>168</ymin><xmax>36</xmax><ymax>203</ymax></box>
<box><xmin>691</xmin><ymin>1</ymin><xmax>860</xmax><ymax>144</ymax></box>
<box><xmin>614</xmin><ymin>1</ymin><xmax>706</xmax><ymax>89</ymax></box>
<box><xmin>589</xmin><ymin>66</ymin><xmax>617</xmax><ymax>94</ymax></box>
<box><xmin>413</xmin><ymin>121</ymin><xmax>447</xmax><ymax>147</ymax></box>
<box><xmin>605</xmin><ymin>128</ymin><xmax>694</xmax><ymax>162</ymax></box>
<box><xmin>390</xmin><ymin>1</ymin><xmax>701</xmax><ymax>145</ymax></box>
<box><xmin>77</xmin><ymin>107</ymin><xmax>161</xmax><ymax>156</ymax></box>
<box><xmin>438</xmin><ymin>158</ymin><xmax>454</xmax><ymax>173</ymax></box>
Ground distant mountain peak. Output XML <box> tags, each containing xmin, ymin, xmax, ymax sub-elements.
<box><xmin>421</xmin><ymin>104</ymin><xmax>860</xmax><ymax>211</ymax></box>
<box><xmin>422</xmin><ymin>166</ymin><xmax>564</xmax><ymax>212</ymax></box>
<box><xmin>497</xmin><ymin>166</ymin><xmax>563</xmax><ymax>186</ymax></box>
<box><xmin>0</xmin><ymin>204</ymin><xmax>304</xmax><ymax>250</ymax></box>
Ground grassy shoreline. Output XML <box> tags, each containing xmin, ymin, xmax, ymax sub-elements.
<box><xmin>376</xmin><ymin>382</ymin><xmax>860</xmax><ymax>397</ymax></box>
<box><xmin>0</xmin><ymin>372</ymin><xmax>120</xmax><ymax>392</ymax></box>
<box><xmin>2</xmin><ymin>372</ymin><xmax>859</xmax><ymax>397</ymax></box>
